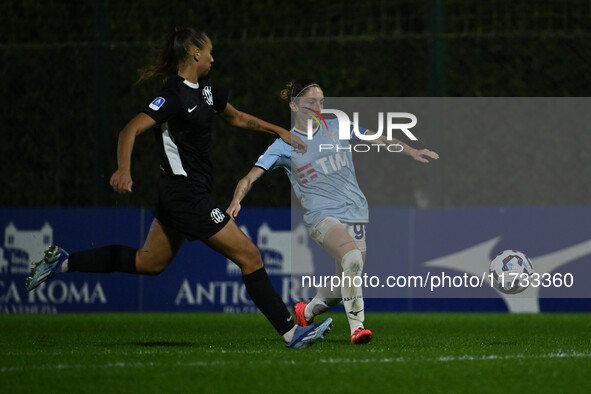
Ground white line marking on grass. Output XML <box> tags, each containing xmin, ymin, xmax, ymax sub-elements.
<box><xmin>2</xmin><ymin>352</ymin><xmax>590</xmax><ymax>373</ymax></box>
<box><xmin>319</xmin><ymin>352</ymin><xmax>591</xmax><ymax>364</ymax></box>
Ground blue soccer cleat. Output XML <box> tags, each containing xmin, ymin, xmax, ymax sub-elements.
<box><xmin>286</xmin><ymin>317</ymin><xmax>333</xmax><ymax>349</ymax></box>
<box><xmin>26</xmin><ymin>245</ymin><xmax>69</xmax><ymax>291</ymax></box>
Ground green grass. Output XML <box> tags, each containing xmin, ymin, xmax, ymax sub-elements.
<box><xmin>1</xmin><ymin>313</ymin><xmax>590</xmax><ymax>393</ymax></box>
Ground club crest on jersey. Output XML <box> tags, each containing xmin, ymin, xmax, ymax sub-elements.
<box><xmin>149</xmin><ymin>97</ymin><xmax>165</xmax><ymax>111</ymax></box>
<box><xmin>202</xmin><ymin>86</ymin><xmax>214</xmax><ymax>106</ymax></box>
<box><xmin>210</xmin><ymin>208</ymin><xmax>225</xmax><ymax>224</ymax></box>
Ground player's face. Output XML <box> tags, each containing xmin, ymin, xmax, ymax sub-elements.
<box><xmin>196</xmin><ymin>38</ymin><xmax>214</xmax><ymax>77</ymax></box>
<box><xmin>295</xmin><ymin>87</ymin><xmax>324</xmax><ymax>118</ymax></box>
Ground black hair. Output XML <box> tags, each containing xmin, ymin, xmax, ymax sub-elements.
<box><xmin>138</xmin><ymin>27</ymin><xmax>209</xmax><ymax>83</ymax></box>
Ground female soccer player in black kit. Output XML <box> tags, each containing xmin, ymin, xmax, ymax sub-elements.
<box><xmin>26</xmin><ymin>27</ymin><xmax>332</xmax><ymax>348</ymax></box>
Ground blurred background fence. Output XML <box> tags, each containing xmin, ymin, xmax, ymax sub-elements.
<box><xmin>1</xmin><ymin>0</ymin><xmax>590</xmax><ymax>208</ymax></box>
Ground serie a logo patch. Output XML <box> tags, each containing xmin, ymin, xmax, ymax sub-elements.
<box><xmin>149</xmin><ymin>97</ymin><xmax>165</xmax><ymax>111</ymax></box>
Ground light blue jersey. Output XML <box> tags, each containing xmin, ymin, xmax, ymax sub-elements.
<box><xmin>255</xmin><ymin>118</ymin><xmax>369</xmax><ymax>232</ymax></box>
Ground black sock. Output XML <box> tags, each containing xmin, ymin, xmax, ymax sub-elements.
<box><xmin>68</xmin><ymin>245</ymin><xmax>137</xmax><ymax>274</ymax></box>
<box><xmin>242</xmin><ymin>267</ymin><xmax>295</xmax><ymax>336</ymax></box>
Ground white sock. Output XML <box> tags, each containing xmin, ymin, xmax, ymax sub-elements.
<box><xmin>305</xmin><ymin>287</ymin><xmax>341</xmax><ymax>321</ymax></box>
<box><xmin>305</xmin><ymin>262</ymin><xmax>342</xmax><ymax>321</ymax></box>
<box><xmin>282</xmin><ymin>325</ymin><xmax>297</xmax><ymax>343</ymax></box>
<box><xmin>340</xmin><ymin>249</ymin><xmax>365</xmax><ymax>335</ymax></box>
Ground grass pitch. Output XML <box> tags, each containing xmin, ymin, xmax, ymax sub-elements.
<box><xmin>1</xmin><ymin>312</ymin><xmax>590</xmax><ymax>393</ymax></box>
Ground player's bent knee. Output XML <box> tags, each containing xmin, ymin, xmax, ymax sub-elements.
<box><xmin>135</xmin><ymin>251</ymin><xmax>170</xmax><ymax>276</ymax></box>
<box><xmin>232</xmin><ymin>242</ymin><xmax>263</xmax><ymax>273</ymax></box>
<box><xmin>341</xmin><ymin>249</ymin><xmax>363</xmax><ymax>275</ymax></box>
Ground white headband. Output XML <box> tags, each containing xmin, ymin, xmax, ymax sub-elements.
<box><xmin>292</xmin><ymin>83</ymin><xmax>320</xmax><ymax>100</ymax></box>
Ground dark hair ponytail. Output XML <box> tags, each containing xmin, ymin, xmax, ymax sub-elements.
<box><xmin>138</xmin><ymin>27</ymin><xmax>209</xmax><ymax>84</ymax></box>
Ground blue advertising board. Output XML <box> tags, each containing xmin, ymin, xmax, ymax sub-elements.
<box><xmin>1</xmin><ymin>207</ymin><xmax>590</xmax><ymax>314</ymax></box>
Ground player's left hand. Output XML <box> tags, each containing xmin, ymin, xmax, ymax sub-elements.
<box><xmin>290</xmin><ymin>133</ymin><xmax>307</xmax><ymax>154</ymax></box>
<box><xmin>226</xmin><ymin>201</ymin><xmax>242</xmax><ymax>219</ymax></box>
<box><xmin>410</xmin><ymin>149</ymin><xmax>439</xmax><ymax>163</ymax></box>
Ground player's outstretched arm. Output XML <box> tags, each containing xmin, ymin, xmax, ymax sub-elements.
<box><xmin>110</xmin><ymin>113</ymin><xmax>157</xmax><ymax>194</ymax></box>
<box><xmin>227</xmin><ymin>167</ymin><xmax>266</xmax><ymax>219</ymax></box>
<box><xmin>364</xmin><ymin>130</ymin><xmax>440</xmax><ymax>163</ymax></box>
<box><xmin>219</xmin><ymin>103</ymin><xmax>307</xmax><ymax>154</ymax></box>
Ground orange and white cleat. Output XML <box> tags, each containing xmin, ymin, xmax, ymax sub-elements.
<box><xmin>351</xmin><ymin>328</ymin><xmax>372</xmax><ymax>345</ymax></box>
<box><xmin>294</xmin><ymin>301</ymin><xmax>314</xmax><ymax>327</ymax></box>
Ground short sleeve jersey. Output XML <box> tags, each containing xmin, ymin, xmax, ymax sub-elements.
<box><xmin>142</xmin><ymin>74</ymin><xmax>228</xmax><ymax>191</ymax></box>
<box><xmin>255</xmin><ymin>118</ymin><xmax>369</xmax><ymax>232</ymax></box>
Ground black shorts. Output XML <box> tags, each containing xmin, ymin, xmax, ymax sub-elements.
<box><xmin>153</xmin><ymin>175</ymin><xmax>230</xmax><ymax>241</ymax></box>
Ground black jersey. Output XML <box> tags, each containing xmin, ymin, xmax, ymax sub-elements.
<box><xmin>142</xmin><ymin>74</ymin><xmax>229</xmax><ymax>191</ymax></box>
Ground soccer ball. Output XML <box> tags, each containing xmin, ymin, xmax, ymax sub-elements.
<box><xmin>489</xmin><ymin>250</ymin><xmax>534</xmax><ymax>294</ymax></box>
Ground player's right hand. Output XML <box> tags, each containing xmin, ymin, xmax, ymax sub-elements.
<box><xmin>110</xmin><ymin>169</ymin><xmax>133</xmax><ymax>194</ymax></box>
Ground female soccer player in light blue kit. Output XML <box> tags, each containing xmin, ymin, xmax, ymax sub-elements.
<box><xmin>227</xmin><ymin>80</ymin><xmax>439</xmax><ymax>344</ymax></box>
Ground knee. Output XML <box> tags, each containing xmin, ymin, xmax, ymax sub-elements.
<box><xmin>135</xmin><ymin>251</ymin><xmax>169</xmax><ymax>276</ymax></box>
<box><xmin>233</xmin><ymin>242</ymin><xmax>263</xmax><ymax>273</ymax></box>
<box><xmin>341</xmin><ymin>249</ymin><xmax>363</xmax><ymax>274</ymax></box>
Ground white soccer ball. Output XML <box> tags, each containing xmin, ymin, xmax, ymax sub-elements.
<box><xmin>489</xmin><ymin>249</ymin><xmax>534</xmax><ymax>294</ymax></box>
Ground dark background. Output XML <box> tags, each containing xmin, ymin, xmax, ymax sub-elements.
<box><xmin>1</xmin><ymin>0</ymin><xmax>590</xmax><ymax>208</ymax></box>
